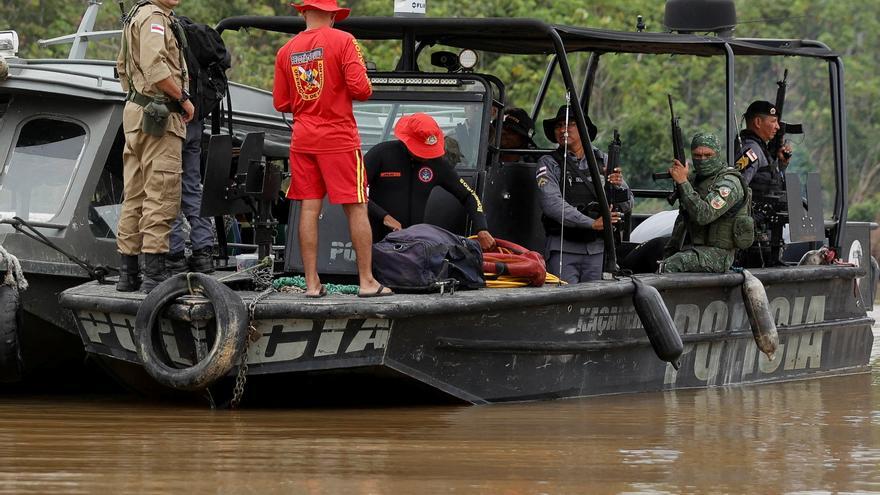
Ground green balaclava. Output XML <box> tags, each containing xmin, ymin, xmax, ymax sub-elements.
<box><xmin>690</xmin><ymin>132</ymin><xmax>725</xmax><ymax>178</ymax></box>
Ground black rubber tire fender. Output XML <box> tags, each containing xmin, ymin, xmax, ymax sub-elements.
<box><xmin>0</xmin><ymin>285</ymin><xmax>23</xmax><ymax>383</ymax></box>
<box><xmin>870</xmin><ymin>256</ymin><xmax>880</xmax><ymax>304</ymax></box>
<box><xmin>135</xmin><ymin>273</ymin><xmax>248</xmax><ymax>391</ymax></box>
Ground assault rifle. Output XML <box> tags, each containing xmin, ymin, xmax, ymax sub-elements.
<box><xmin>652</xmin><ymin>95</ymin><xmax>686</xmax><ymax>205</ymax></box>
<box><xmin>603</xmin><ymin>130</ymin><xmax>629</xmax><ymax>242</ymax></box>
<box><xmin>767</xmin><ymin>70</ymin><xmax>804</xmax><ymax>161</ymax></box>
<box><xmin>606</xmin><ymin>129</ymin><xmax>630</xmax><ymax>204</ymax></box>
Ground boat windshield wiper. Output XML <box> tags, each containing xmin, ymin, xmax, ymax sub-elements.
<box><xmin>2</xmin><ymin>217</ymin><xmax>115</xmax><ymax>284</ymax></box>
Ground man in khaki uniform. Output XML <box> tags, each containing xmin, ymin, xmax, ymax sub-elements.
<box><xmin>115</xmin><ymin>0</ymin><xmax>195</xmax><ymax>293</ymax></box>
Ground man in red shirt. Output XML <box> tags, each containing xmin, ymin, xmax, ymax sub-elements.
<box><xmin>273</xmin><ymin>0</ymin><xmax>391</xmax><ymax>297</ymax></box>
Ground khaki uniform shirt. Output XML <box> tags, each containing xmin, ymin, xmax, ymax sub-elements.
<box><xmin>116</xmin><ymin>1</ymin><xmax>188</xmax><ymax>139</ymax></box>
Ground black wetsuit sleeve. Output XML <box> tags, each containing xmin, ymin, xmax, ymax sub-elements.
<box><xmin>436</xmin><ymin>161</ymin><xmax>489</xmax><ymax>232</ymax></box>
<box><xmin>364</xmin><ymin>147</ymin><xmax>390</xmax><ymax>224</ymax></box>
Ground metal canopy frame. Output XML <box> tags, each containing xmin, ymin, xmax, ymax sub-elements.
<box><xmin>218</xmin><ymin>15</ymin><xmax>849</xmax><ymax>271</ymax></box>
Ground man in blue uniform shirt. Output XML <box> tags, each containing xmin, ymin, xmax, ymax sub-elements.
<box><xmin>735</xmin><ymin>100</ymin><xmax>794</xmax><ymax>267</ymax></box>
<box><xmin>536</xmin><ymin>105</ymin><xmax>633</xmax><ymax>283</ymax></box>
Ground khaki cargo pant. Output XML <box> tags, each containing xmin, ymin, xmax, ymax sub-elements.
<box><xmin>117</xmin><ymin>103</ymin><xmax>183</xmax><ymax>255</ymax></box>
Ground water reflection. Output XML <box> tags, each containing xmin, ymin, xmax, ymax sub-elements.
<box><xmin>0</xmin><ymin>331</ymin><xmax>877</xmax><ymax>494</ymax></box>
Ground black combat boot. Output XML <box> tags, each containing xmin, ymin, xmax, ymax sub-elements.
<box><xmin>188</xmin><ymin>246</ymin><xmax>215</xmax><ymax>274</ymax></box>
<box><xmin>116</xmin><ymin>254</ymin><xmax>141</xmax><ymax>292</ymax></box>
<box><xmin>141</xmin><ymin>253</ymin><xmax>170</xmax><ymax>294</ymax></box>
<box><xmin>166</xmin><ymin>251</ymin><xmax>188</xmax><ymax>275</ymax></box>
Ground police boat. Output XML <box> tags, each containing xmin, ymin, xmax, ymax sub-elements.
<box><xmin>57</xmin><ymin>0</ymin><xmax>877</xmax><ymax>405</ymax></box>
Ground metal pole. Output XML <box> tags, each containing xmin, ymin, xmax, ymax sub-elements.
<box><xmin>532</xmin><ymin>56</ymin><xmax>558</xmax><ymax>125</ymax></box>
<box><xmin>579</xmin><ymin>52</ymin><xmax>601</xmax><ymax>114</ymax></box>
<box><xmin>830</xmin><ymin>57</ymin><xmax>848</xmax><ymax>250</ymax></box>
<box><xmin>723</xmin><ymin>43</ymin><xmax>736</xmax><ymax>166</ymax></box>
<box><xmin>397</xmin><ymin>28</ymin><xmax>417</xmax><ymax>71</ymax></box>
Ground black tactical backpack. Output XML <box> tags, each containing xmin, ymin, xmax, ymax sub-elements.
<box><xmin>175</xmin><ymin>16</ymin><xmax>231</xmax><ymax>121</ymax></box>
<box><xmin>372</xmin><ymin>224</ymin><xmax>485</xmax><ymax>292</ymax></box>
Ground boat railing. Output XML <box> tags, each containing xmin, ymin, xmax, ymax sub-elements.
<box><xmin>5</xmin><ymin>61</ymin><xmax>121</xmax><ymax>96</ymax></box>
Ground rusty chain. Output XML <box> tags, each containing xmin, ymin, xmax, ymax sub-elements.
<box><xmin>229</xmin><ymin>285</ymin><xmax>275</xmax><ymax>409</ymax></box>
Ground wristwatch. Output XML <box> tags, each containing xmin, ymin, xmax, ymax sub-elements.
<box><xmin>178</xmin><ymin>89</ymin><xmax>190</xmax><ymax>104</ymax></box>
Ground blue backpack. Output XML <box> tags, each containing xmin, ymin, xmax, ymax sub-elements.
<box><xmin>372</xmin><ymin>224</ymin><xmax>485</xmax><ymax>292</ymax></box>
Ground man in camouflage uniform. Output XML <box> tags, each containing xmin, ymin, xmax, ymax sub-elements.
<box><xmin>735</xmin><ymin>100</ymin><xmax>792</xmax><ymax>267</ymax></box>
<box><xmin>661</xmin><ymin>133</ymin><xmax>751</xmax><ymax>273</ymax></box>
<box><xmin>115</xmin><ymin>0</ymin><xmax>194</xmax><ymax>293</ymax></box>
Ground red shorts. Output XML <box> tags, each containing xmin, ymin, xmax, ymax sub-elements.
<box><xmin>286</xmin><ymin>149</ymin><xmax>367</xmax><ymax>204</ymax></box>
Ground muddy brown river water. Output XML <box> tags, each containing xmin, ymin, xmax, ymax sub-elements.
<box><xmin>0</xmin><ymin>326</ymin><xmax>877</xmax><ymax>494</ymax></box>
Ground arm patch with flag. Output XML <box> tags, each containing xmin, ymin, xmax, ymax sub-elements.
<box><xmin>150</xmin><ymin>23</ymin><xmax>165</xmax><ymax>35</ymax></box>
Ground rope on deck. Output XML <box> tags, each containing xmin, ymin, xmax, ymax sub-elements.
<box><xmin>272</xmin><ymin>276</ymin><xmax>359</xmax><ymax>295</ymax></box>
<box><xmin>0</xmin><ymin>245</ymin><xmax>28</xmax><ymax>291</ymax></box>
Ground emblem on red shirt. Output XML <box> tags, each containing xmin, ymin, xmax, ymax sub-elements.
<box><xmin>291</xmin><ymin>48</ymin><xmax>324</xmax><ymax>101</ymax></box>
<box><xmin>418</xmin><ymin>167</ymin><xmax>434</xmax><ymax>183</ymax></box>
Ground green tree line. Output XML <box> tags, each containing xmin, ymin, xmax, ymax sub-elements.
<box><xmin>3</xmin><ymin>0</ymin><xmax>879</xmax><ymax>219</ymax></box>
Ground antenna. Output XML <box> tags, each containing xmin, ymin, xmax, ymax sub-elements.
<box><xmin>38</xmin><ymin>0</ymin><xmax>122</xmax><ymax>59</ymax></box>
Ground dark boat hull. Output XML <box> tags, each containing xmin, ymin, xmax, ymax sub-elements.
<box><xmin>1</xmin><ymin>273</ymin><xmax>118</xmax><ymax>391</ymax></box>
<box><xmin>60</xmin><ymin>266</ymin><xmax>874</xmax><ymax>404</ymax></box>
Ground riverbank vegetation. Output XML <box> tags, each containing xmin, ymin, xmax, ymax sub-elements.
<box><xmin>4</xmin><ymin>0</ymin><xmax>878</xmax><ymax>229</ymax></box>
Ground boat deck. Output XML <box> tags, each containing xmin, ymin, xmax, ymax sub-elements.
<box><xmin>59</xmin><ymin>265</ymin><xmax>868</xmax><ymax>321</ymax></box>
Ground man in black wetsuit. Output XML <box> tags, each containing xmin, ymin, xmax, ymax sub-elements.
<box><xmin>365</xmin><ymin>113</ymin><xmax>497</xmax><ymax>250</ymax></box>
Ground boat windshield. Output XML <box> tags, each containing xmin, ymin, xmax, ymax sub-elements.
<box><xmin>355</xmin><ymin>100</ymin><xmax>485</xmax><ymax>170</ymax></box>
<box><xmin>0</xmin><ymin>118</ymin><xmax>87</xmax><ymax>222</ymax></box>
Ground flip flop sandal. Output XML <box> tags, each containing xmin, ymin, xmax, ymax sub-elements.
<box><xmin>358</xmin><ymin>284</ymin><xmax>394</xmax><ymax>298</ymax></box>
<box><xmin>305</xmin><ymin>284</ymin><xmax>327</xmax><ymax>298</ymax></box>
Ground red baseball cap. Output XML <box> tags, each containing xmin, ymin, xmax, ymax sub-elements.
<box><xmin>394</xmin><ymin>113</ymin><xmax>446</xmax><ymax>160</ymax></box>
<box><xmin>291</xmin><ymin>0</ymin><xmax>351</xmax><ymax>22</ymax></box>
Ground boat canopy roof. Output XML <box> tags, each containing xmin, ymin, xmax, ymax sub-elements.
<box><xmin>215</xmin><ymin>16</ymin><xmax>838</xmax><ymax>59</ymax></box>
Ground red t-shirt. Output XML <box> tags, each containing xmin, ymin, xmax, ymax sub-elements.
<box><xmin>273</xmin><ymin>26</ymin><xmax>372</xmax><ymax>153</ymax></box>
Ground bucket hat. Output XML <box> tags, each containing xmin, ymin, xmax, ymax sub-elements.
<box><xmin>394</xmin><ymin>113</ymin><xmax>446</xmax><ymax>160</ymax></box>
<box><xmin>542</xmin><ymin>105</ymin><xmax>598</xmax><ymax>143</ymax></box>
<box><xmin>291</xmin><ymin>0</ymin><xmax>351</xmax><ymax>22</ymax></box>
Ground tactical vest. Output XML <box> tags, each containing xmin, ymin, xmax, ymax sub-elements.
<box><xmin>687</xmin><ymin>169</ymin><xmax>751</xmax><ymax>251</ymax></box>
<box><xmin>541</xmin><ymin>149</ymin><xmax>601</xmax><ymax>243</ymax></box>
<box><xmin>741</xmin><ymin>133</ymin><xmax>783</xmax><ymax>199</ymax></box>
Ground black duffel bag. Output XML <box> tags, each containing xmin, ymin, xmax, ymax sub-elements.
<box><xmin>372</xmin><ymin>224</ymin><xmax>485</xmax><ymax>292</ymax></box>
